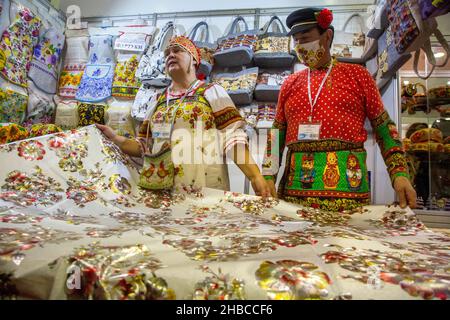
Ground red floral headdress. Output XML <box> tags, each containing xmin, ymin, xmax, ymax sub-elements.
<box><xmin>315</xmin><ymin>8</ymin><xmax>333</xmax><ymax>29</ymax></box>
<box><xmin>168</xmin><ymin>35</ymin><xmax>201</xmax><ymax>66</ymax></box>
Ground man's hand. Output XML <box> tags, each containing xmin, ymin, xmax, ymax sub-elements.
<box><xmin>393</xmin><ymin>176</ymin><xmax>417</xmax><ymax>209</ymax></box>
<box><xmin>250</xmin><ymin>175</ymin><xmax>272</xmax><ymax>198</ymax></box>
<box><xmin>265</xmin><ymin>178</ymin><xmax>278</xmax><ymax>198</ymax></box>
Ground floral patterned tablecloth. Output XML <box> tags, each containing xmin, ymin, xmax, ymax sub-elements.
<box><xmin>0</xmin><ymin>126</ymin><xmax>449</xmax><ymax>300</ymax></box>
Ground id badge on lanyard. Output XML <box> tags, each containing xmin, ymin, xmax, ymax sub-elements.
<box><xmin>297</xmin><ymin>63</ymin><xmax>333</xmax><ymax>142</ymax></box>
<box><xmin>298</xmin><ymin>122</ymin><xmax>321</xmax><ymax>141</ymax></box>
<box><xmin>151</xmin><ymin>80</ymin><xmax>199</xmax><ymax>140</ymax></box>
<box><xmin>152</xmin><ymin>119</ymin><xmax>171</xmax><ymax>139</ymax></box>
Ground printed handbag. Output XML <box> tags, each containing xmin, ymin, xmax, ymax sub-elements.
<box><xmin>131</xmin><ymin>84</ymin><xmax>163</xmax><ymax>122</ymax></box>
<box><xmin>0</xmin><ymin>7</ymin><xmax>41</xmax><ymax>88</ymax></box>
<box><xmin>136</xmin><ymin>21</ymin><xmax>177</xmax><ymax>87</ymax></box>
<box><xmin>387</xmin><ymin>0</ymin><xmax>438</xmax><ymax>55</ymax></box>
<box><xmin>332</xmin><ymin>14</ymin><xmax>366</xmax><ymax>59</ymax></box>
<box><xmin>419</xmin><ymin>0</ymin><xmax>450</xmax><ymax>20</ymax></box>
<box><xmin>365</xmin><ymin>54</ymin><xmax>378</xmax><ymax>78</ymax></box>
<box><xmin>212</xmin><ymin>67</ymin><xmax>258</xmax><ymax>105</ymax></box>
<box><xmin>377</xmin><ymin>25</ymin><xmax>412</xmax><ymax>80</ymax></box>
<box><xmin>76</xmin><ymin>35</ymin><xmax>116</xmax><ymax>103</ymax></box>
<box><xmin>214</xmin><ymin>16</ymin><xmax>259</xmax><ymax>68</ymax></box>
<box><xmin>254</xmin><ymin>16</ymin><xmax>294</xmax><ymax>68</ymax></box>
<box><xmin>0</xmin><ymin>86</ymin><xmax>27</xmax><ymax>124</ymax></box>
<box><xmin>188</xmin><ymin>21</ymin><xmax>216</xmax><ymax>79</ymax></box>
<box><xmin>256</xmin><ymin>103</ymin><xmax>276</xmax><ymax>129</ymax></box>
<box><xmin>58</xmin><ymin>31</ymin><xmax>89</xmax><ymax>99</ymax></box>
<box><xmin>24</xmin><ymin>80</ymin><xmax>56</xmax><ymax>127</ymax></box>
<box><xmin>254</xmin><ymin>69</ymin><xmax>291</xmax><ymax>102</ymax></box>
<box><xmin>367</xmin><ymin>0</ymin><xmax>388</xmax><ymax>39</ymax></box>
<box><xmin>28</xmin><ymin>27</ymin><xmax>65</xmax><ymax>94</ymax></box>
<box><xmin>112</xmin><ymin>32</ymin><xmax>151</xmax><ymax>99</ymax></box>
<box><xmin>54</xmin><ymin>100</ymin><xmax>79</xmax><ymax>130</ymax></box>
<box><xmin>77</xmin><ymin>102</ymin><xmax>107</xmax><ymax>126</ymax></box>
<box><xmin>105</xmin><ymin>99</ymin><xmax>135</xmax><ymax>138</ymax></box>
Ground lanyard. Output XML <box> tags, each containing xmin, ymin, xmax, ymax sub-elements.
<box><xmin>162</xmin><ymin>79</ymin><xmax>199</xmax><ymax>137</ymax></box>
<box><xmin>307</xmin><ymin>63</ymin><xmax>333</xmax><ymax>122</ymax></box>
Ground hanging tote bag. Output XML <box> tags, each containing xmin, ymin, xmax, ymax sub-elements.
<box><xmin>58</xmin><ymin>30</ymin><xmax>90</xmax><ymax>99</ymax></box>
<box><xmin>188</xmin><ymin>21</ymin><xmax>216</xmax><ymax>79</ymax></box>
<box><xmin>377</xmin><ymin>25</ymin><xmax>412</xmax><ymax>80</ymax></box>
<box><xmin>131</xmin><ymin>84</ymin><xmax>163</xmax><ymax>122</ymax></box>
<box><xmin>136</xmin><ymin>21</ymin><xmax>176</xmax><ymax>87</ymax></box>
<box><xmin>212</xmin><ymin>67</ymin><xmax>258</xmax><ymax>105</ymax></box>
<box><xmin>76</xmin><ymin>35</ymin><xmax>116</xmax><ymax>103</ymax></box>
<box><xmin>214</xmin><ymin>16</ymin><xmax>259</xmax><ymax>68</ymax></box>
<box><xmin>419</xmin><ymin>0</ymin><xmax>450</xmax><ymax>20</ymax></box>
<box><xmin>254</xmin><ymin>16</ymin><xmax>294</xmax><ymax>68</ymax></box>
<box><xmin>332</xmin><ymin>14</ymin><xmax>366</xmax><ymax>59</ymax></box>
<box><xmin>29</xmin><ymin>27</ymin><xmax>65</xmax><ymax>94</ymax></box>
<box><xmin>387</xmin><ymin>0</ymin><xmax>438</xmax><ymax>55</ymax></box>
<box><xmin>367</xmin><ymin>0</ymin><xmax>389</xmax><ymax>39</ymax></box>
<box><xmin>254</xmin><ymin>69</ymin><xmax>291</xmax><ymax>102</ymax></box>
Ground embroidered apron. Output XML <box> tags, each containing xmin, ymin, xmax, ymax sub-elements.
<box><xmin>112</xmin><ymin>32</ymin><xmax>148</xmax><ymax>99</ymax></box>
<box><xmin>0</xmin><ymin>7</ymin><xmax>41</xmax><ymax>87</ymax></box>
<box><xmin>75</xmin><ymin>35</ymin><xmax>115</xmax><ymax>102</ymax></box>
<box><xmin>145</xmin><ymin>84</ymin><xmax>230</xmax><ymax>191</ymax></box>
<box><xmin>29</xmin><ymin>27</ymin><xmax>65</xmax><ymax>94</ymax></box>
<box><xmin>59</xmin><ymin>34</ymin><xmax>89</xmax><ymax>98</ymax></box>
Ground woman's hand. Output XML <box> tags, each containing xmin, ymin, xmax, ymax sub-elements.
<box><xmin>95</xmin><ymin>124</ymin><xmax>117</xmax><ymax>141</ymax></box>
<box><xmin>250</xmin><ymin>175</ymin><xmax>272</xmax><ymax>198</ymax></box>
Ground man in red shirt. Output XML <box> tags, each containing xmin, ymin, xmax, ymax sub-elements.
<box><xmin>263</xmin><ymin>7</ymin><xmax>417</xmax><ymax>211</ymax></box>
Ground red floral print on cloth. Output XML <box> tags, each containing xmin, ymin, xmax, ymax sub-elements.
<box><xmin>193</xmin><ymin>265</ymin><xmax>246</xmax><ymax>300</ymax></box>
<box><xmin>255</xmin><ymin>260</ymin><xmax>332</xmax><ymax>300</ymax></box>
<box><xmin>65</xmin><ymin>243</ymin><xmax>175</xmax><ymax>300</ymax></box>
<box><xmin>321</xmin><ymin>244</ymin><xmax>449</xmax><ymax>300</ymax></box>
<box><xmin>0</xmin><ymin>166</ymin><xmax>64</xmax><ymax>207</ymax></box>
<box><xmin>0</xmin><ymin>8</ymin><xmax>41</xmax><ymax>87</ymax></box>
<box><xmin>17</xmin><ymin>140</ymin><xmax>46</xmax><ymax>161</ymax></box>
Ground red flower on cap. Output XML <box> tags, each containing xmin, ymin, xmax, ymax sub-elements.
<box><xmin>315</xmin><ymin>8</ymin><xmax>333</xmax><ymax>29</ymax></box>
